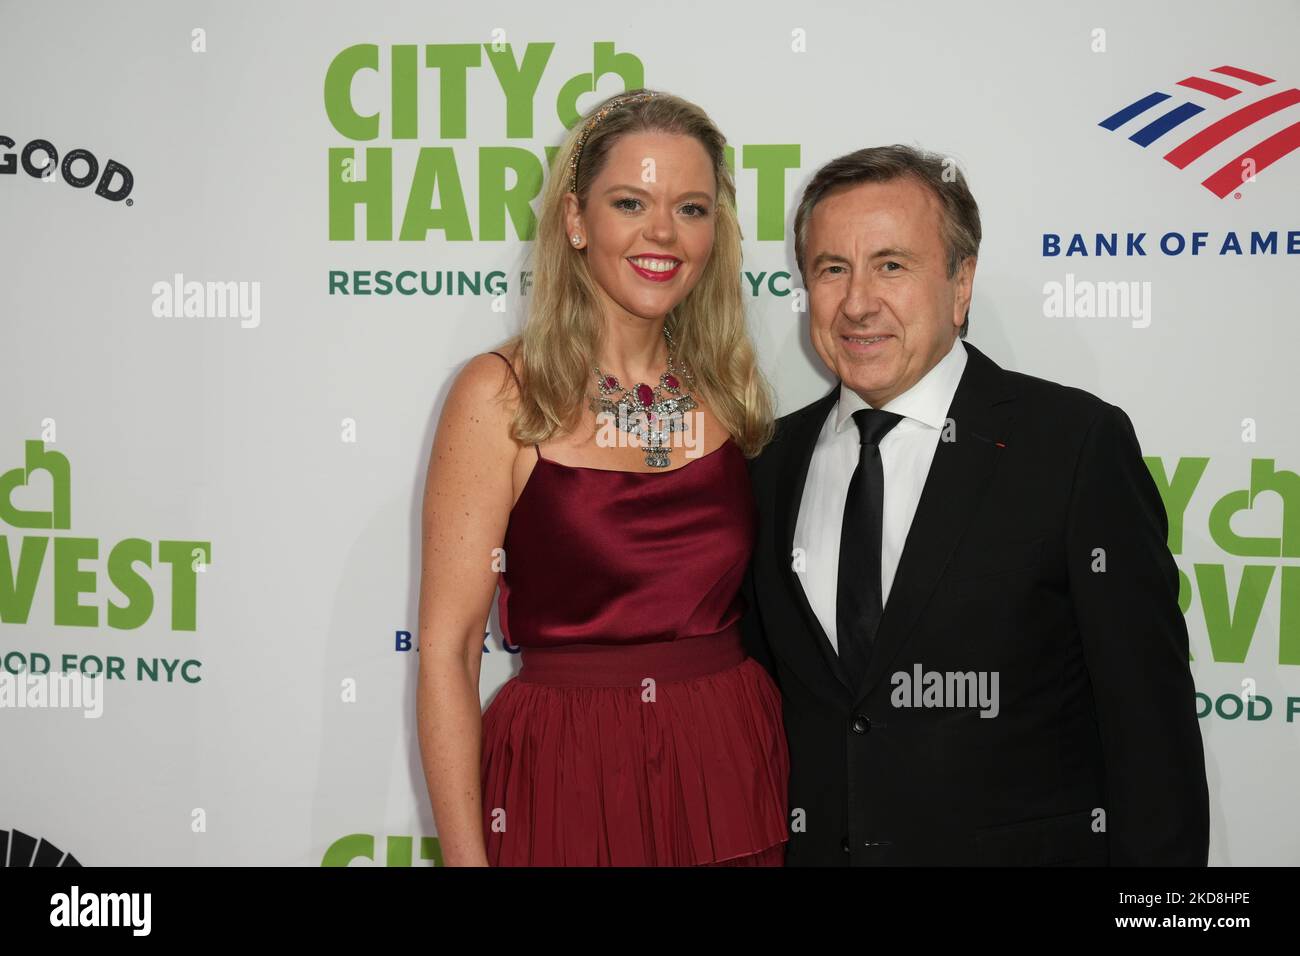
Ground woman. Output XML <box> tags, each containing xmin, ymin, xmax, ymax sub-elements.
<box><xmin>416</xmin><ymin>88</ymin><xmax>787</xmax><ymax>866</ymax></box>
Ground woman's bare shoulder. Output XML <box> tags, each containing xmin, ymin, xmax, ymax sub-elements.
<box><xmin>455</xmin><ymin>341</ymin><xmax>522</xmax><ymax>396</ymax></box>
<box><xmin>435</xmin><ymin>349</ymin><xmax>524</xmax><ymax>460</ymax></box>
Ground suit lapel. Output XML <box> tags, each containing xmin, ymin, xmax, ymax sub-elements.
<box><xmin>853</xmin><ymin>341</ymin><xmax>1018</xmax><ymax>703</ymax></box>
<box><xmin>773</xmin><ymin>384</ymin><xmax>855</xmax><ymax>694</ymax></box>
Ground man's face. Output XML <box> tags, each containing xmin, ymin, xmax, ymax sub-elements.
<box><xmin>804</xmin><ymin>176</ymin><xmax>974</xmax><ymax>407</ymax></box>
<box><xmin>565</xmin><ymin>131</ymin><xmax>717</xmax><ymax>323</ymax></box>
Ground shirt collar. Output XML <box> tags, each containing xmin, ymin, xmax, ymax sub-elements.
<box><xmin>834</xmin><ymin>336</ymin><xmax>967</xmax><ymax>434</ymax></box>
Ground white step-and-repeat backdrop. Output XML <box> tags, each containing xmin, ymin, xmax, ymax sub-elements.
<box><xmin>2</xmin><ymin>0</ymin><xmax>1297</xmax><ymax>865</ymax></box>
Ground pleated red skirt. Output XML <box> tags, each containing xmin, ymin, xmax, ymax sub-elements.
<box><xmin>480</xmin><ymin>627</ymin><xmax>790</xmax><ymax>867</ymax></box>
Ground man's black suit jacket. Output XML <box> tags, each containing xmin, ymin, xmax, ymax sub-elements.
<box><xmin>741</xmin><ymin>341</ymin><xmax>1210</xmax><ymax>866</ymax></box>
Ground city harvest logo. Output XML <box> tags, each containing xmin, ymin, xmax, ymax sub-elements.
<box><xmin>0</xmin><ymin>438</ymin><xmax>211</xmax><ymax>687</ymax></box>
<box><xmin>1147</xmin><ymin>455</ymin><xmax>1300</xmax><ymax>667</ymax></box>
<box><xmin>324</xmin><ymin>40</ymin><xmax>797</xmax><ymax>243</ymax></box>
<box><xmin>322</xmin><ymin>40</ymin><xmax>802</xmax><ymax>300</ymax></box>
<box><xmin>1147</xmin><ymin>452</ymin><xmax>1300</xmax><ymax>727</ymax></box>
<box><xmin>1098</xmin><ymin>64</ymin><xmax>1299</xmax><ymax>198</ymax></box>
<box><xmin>322</xmin><ymin>833</ymin><xmax>442</xmax><ymax>866</ymax></box>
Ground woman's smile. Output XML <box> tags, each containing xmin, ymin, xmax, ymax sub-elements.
<box><xmin>626</xmin><ymin>254</ymin><xmax>683</xmax><ymax>282</ymax></box>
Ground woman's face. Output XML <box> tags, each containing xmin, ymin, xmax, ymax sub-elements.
<box><xmin>566</xmin><ymin>131</ymin><xmax>718</xmax><ymax>324</ymax></box>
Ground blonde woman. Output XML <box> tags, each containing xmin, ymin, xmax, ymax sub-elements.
<box><xmin>417</xmin><ymin>89</ymin><xmax>788</xmax><ymax>866</ymax></box>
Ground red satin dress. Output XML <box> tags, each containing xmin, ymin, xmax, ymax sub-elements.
<box><xmin>479</xmin><ymin>355</ymin><xmax>789</xmax><ymax>866</ymax></box>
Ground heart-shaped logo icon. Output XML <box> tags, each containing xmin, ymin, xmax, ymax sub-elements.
<box><xmin>0</xmin><ymin>440</ymin><xmax>71</xmax><ymax>530</ymax></box>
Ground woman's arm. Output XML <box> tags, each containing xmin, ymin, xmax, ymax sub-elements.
<box><xmin>416</xmin><ymin>351</ymin><xmax>521</xmax><ymax>867</ymax></box>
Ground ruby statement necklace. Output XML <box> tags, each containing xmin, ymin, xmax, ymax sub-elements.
<box><xmin>588</xmin><ymin>326</ymin><xmax>698</xmax><ymax>468</ymax></box>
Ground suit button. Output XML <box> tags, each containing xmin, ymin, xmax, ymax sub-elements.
<box><xmin>841</xmin><ymin>836</ymin><xmax>850</xmax><ymax>852</ymax></box>
<box><xmin>851</xmin><ymin>714</ymin><xmax>871</xmax><ymax>734</ymax></box>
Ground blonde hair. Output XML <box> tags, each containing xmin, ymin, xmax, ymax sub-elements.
<box><xmin>498</xmin><ymin>87</ymin><xmax>774</xmax><ymax>458</ymax></box>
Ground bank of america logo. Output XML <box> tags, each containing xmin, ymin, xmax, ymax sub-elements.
<box><xmin>1099</xmin><ymin>65</ymin><xmax>1299</xmax><ymax>198</ymax></box>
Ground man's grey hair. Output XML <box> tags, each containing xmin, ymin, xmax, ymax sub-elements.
<box><xmin>792</xmin><ymin>144</ymin><xmax>981</xmax><ymax>338</ymax></box>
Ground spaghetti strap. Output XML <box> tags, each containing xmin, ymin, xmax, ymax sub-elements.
<box><xmin>487</xmin><ymin>350</ymin><xmax>521</xmax><ymax>387</ymax></box>
<box><xmin>487</xmin><ymin>350</ymin><xmax>541</xmax><ymax>460</ymax></box>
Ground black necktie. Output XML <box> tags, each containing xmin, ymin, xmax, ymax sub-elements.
<box><xmin>836</xmin><ymin>408</ymin><xmax>903</xmax><ymax>690</ymax></box>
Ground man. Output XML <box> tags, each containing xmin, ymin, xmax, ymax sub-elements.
<box><xmin>742</xmin><ymin>145</ymin><xmax>1209</xmax><ymax>866</ymax></box>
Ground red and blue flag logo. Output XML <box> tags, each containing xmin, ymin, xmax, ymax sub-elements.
<box><xmin>1099</xmin><ymin>65</ymin><xmax>1299</xmax><ymax>197</ymax></box>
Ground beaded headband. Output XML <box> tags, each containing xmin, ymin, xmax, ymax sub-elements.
<box><xmin>567</xmin><ymin>90</ymin><xmax>661</xmax><ymax>195</ymax></box>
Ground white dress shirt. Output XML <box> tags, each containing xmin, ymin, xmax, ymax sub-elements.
<box><xmin>793</xmin><ymin>337</ymin><xmax>967</xmax><ymax>654</ymax></box>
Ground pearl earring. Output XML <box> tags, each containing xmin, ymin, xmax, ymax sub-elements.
<box><xmin>571</xmin><ymin>234</ymin><xmax>582</xmax><ymax>245</ymax></box>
